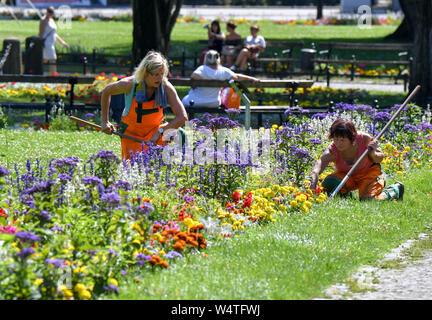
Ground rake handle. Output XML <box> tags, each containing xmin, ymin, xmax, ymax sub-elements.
<box><xmin>69</xmin><ymin>116</ymin><xmax>146</xmax><ymax>144</ymax></box>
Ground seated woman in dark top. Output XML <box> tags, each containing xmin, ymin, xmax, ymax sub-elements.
<box><xmin>221</xmin><ymin>21</ymin><xmax>242</xmax><ymax>68</ymax></box>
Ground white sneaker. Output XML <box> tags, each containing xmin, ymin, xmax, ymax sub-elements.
<box><xmin>230</xmin><ymin>65</ymin><xmax>236</xmax><ymax>71</ymax></box>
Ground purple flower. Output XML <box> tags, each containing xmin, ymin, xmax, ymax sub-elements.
<box><xmin>335</xmin><ymin>102</ymin><xmax>355</xmax><ymax>112</ymax></box>
<box><xmin>91</xmin><ymin>150</ymin><xmax>121</xmax><ymax>164</ymax></box>
<box><xmin>101</xmin><ymin>192</ymin><xmax>121</xmax><ymax>204</ymax></box>
<box><xmin>115</xmin><ymin>180</ymin><xmax>131</xmax><ymax>191</ymax></box>
<box><xmin>373</xmin><ymin>111</ymin><xmax>392</xmax><ymax>122</ymax></box>
<box><xmin>82</xmin><ymin>176</ymin><xmax>104</xmax><ymax>186</ymax></box>
<box><xmin>108</xmin><ymin>248</ymin><xmax>119</xmax><ymax>256</ymax></box>
<box><xmin>354</xmin><ymin>104</ymin><xmax>373</xmax><ymax>114</ymax></box>
<box><xmin>165</xmin><ymin>251</ymin><xmax>183</xmax><ymax>260</ymax></box>
<box><xmin>290</xmin><ymin>146</ymin><xmax>312</xmax><ymax>160</ymax></box>
<box><xmin>105</xmin><ymin>284</ymin><xmax>119</xmax><ymax>295</ymax></box>
<box><xmin>0</xmin><ymin>166</ymin><xmax>10</xmax><ymax>177</ymax></box>
<box><xmin>311</xmin><ymin>113</ymin><xmax>327</xmax><ymax>119</ymax></box>
<box><xmin>52</xmin><ymin>156</ymin><xmax>80</xmax><ymax>170</ymax></box>
<box><xmin>205</xmin><ymin>117</ymin><xmax>242</xmax><ymax>130</ymax></box>
<box><xmin>15</xmin><ymin>231</ymin><xmax>41</xmax><ymax>243</ymax></box>
<box><xmin>17</xmin><ymin>247</ymin><xmax>35</xmax><ymax>259</ymax></box>
<box><xmin>136</xmin><ymin>254</ymin><xmax>152</xmax><ymax>260</ymax></box>
<box><xmin>58</xmin><ymin>173</ymin><xmax>72</xmax><ymax>182</ymax></box>
<box><xmin>84</xmin><ymin>113</ymin><xmax>95</xmax><ymax>119</ymax></box>
<box><xmin>24</xmin><ymin>180</ymin><xmax>54</xmax><ymax>195</ymax></box>
<box><xmin>418</xmin><ymin>123</ymin><xmax>432</xmax><ymax>132</ymax></box>
<box><xmin>45</xmin><ymin>258</ymin><xmax>64</xmax><ymax>268</ymax></box>
<box><xmin>403</xmin><ymin>124</ymin><xmax>418</xmax><ymax>133</ymax></box>
<box><xmin>307</xmin><ymin>138</ymin><xmax>322</xmax><ymax>145</ymax></box>
<box><xmin>189</xmin><ymin>118</ymin><xmax>202</xmax><ymax>126</ymax></box>
<box><xmin>38</xmin><ymin>210</ymin><xmax>52</xmax><ymax>221</ymax></box>
<box><xmin>225</xmin><ymin>108</ymin><xmax>241</xmax><ymax>115</ymax></box>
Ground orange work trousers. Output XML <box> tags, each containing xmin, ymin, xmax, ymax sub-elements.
<box><xmin>322</xmin><ymin>164</ymin><xmax>385</xmax><ymax>200</ymax></box>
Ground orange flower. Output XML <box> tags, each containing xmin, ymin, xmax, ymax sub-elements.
<box><xmin>173</xmin><ymin>242</ymin><xmax>185</xmax><ymax>251</ymax></box>
<box><xmin>0</xmin><ymin>208</ymin><xmax>6</xmax><ymax>217</ymax></box>
<box><xmin>159</xmin><ymin>260</ymin><xmax>169</xmax><ymax>268</ymax></box>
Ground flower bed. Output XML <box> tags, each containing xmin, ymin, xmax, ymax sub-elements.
<box><xmin>0</xmin><ymin>103</ymin><xmax>431</xmax><ymax>300</ymax></box>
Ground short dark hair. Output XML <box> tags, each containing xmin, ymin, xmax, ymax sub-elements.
<box><xmin>47</xmin><ymin>6</ymin><xmax>55</xmax><ymax>14</ymax></box>
<box><xmin>328</xmin><ymin>118</ymin><xmax>357</xmax><ymax>143</ymax></box>
<box><xmin>250</xmin><ymin>24</ymin><xmax>259</xmax><ymax>31</ymax></box>
<box><xmin>227</xmin><ymin>21</ymin><xmax>237</xmax><ymax>29</ymax></box>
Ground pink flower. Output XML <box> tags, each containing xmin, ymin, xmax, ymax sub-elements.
<box><xmin>0</xmin><ymin>225</ymin><xmax>18</xmax><ymax>235</ymax></box>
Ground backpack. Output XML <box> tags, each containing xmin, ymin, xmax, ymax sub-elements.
<box><xmin>220</xmin><ymin>87</ymin><xmax>241</xmax><ymax>109</ymax></box>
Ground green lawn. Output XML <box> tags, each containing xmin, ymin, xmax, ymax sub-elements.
<box><xmin>0</xmin><ymin>19</ymin><xmax>399</xmax><ymax>58</ymax></box>
<box><xmin>114</xmin><ymin>167</ymin><xmax>432</xmax><ymax>300</ymax></box>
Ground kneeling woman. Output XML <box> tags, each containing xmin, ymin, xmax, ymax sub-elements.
<box><xmin>309</xmin><ymin>118</ymin><xmax>404</xmax><ymax>201</ymax></box>
<box><xmin>100</xmin><ymin>51</ymin><xmax>188</xmax><ymax>160</ymax></box>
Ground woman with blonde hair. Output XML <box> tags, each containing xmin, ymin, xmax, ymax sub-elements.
<box><xmin>100</xmin><ymin>50</ymin><xmax>188</xmax><ymax>160</ymax></box>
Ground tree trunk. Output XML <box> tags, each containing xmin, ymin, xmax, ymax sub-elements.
<box><xmin>316</xmin><ymin>0</ymin><xmax>323</xmax><ymax>20</ymax></box>
<box><xmin>132</xmin><ymin>0</ymin><xmax>183</xmax><ymax>67</ymax></box>
<box><xmin>409</xmin><ymin>0</ymin><xmax>432</xmax><ymax>106</ymax></box>
<box><xmin>385</xmin><ymin>0</ymin><xmax>415</xmax><ymax>41</ymax></box>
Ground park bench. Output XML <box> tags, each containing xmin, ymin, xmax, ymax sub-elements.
<box><xmin>312</xmin><ymin>42</ymin><xmax>413</xmax><ymax>90</ymax></box>
<box><xmin>168</xmin><ymin>78</ymin><xmax>314</xmax><ymax>127</ymax></box>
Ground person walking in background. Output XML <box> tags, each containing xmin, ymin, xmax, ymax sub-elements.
<box><xmin>100</xmin><ymin>51</ymin><xmax>188</xmax><ymax>160</ymax></box>
<box><xmin>39</xmin><ymin>6</ymin><xmax>69</xmax><ymax>74</ymax></box>
<box><xmin>308</xmin><ymin>118</ymin><xmax>404</xmax><ymax>201</ymax></box>
<box><xmin>182</xmin><ymin>50</ymin><xmax>259</xmax><ymax>108</ymax></box>
<box><xmin>231</xmin><ymin>24</ymin><xmax>265</xmax><ymax>72</ymax></box>
<box><xmin>221</xmin><ymin>21</ymin><xmax>242</xmax><ymax>68</ymax></box>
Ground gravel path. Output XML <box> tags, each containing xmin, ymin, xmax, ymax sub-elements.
<box><xmin>318</xmin><ymin>233</ymin><xmax>432</xmax><ymax>300</ymax></box>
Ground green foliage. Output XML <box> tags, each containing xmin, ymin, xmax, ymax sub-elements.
<box><xmin>0</xmin><ymin>108</ymin><xmax>7</xmax><ymax>129</ymax></box>
<box><xmin>49</xmin><ymin>113</ymin><xmax>78</xmax><ymax>132</ymax></box>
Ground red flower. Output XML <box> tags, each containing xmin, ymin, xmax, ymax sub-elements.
<box><xmin>242</xmin><ymin>192</ymin><xmax>253</xmax><ymax>209</ymax></box>
<box><xmin>232</xmin><ymin>191</ymin><xmax>242</xmax><ymax>203</ymax></box>
<box><xmin>0</xmin><ymin>208</ymin><xmax>6</xmax><ymax>218</ymax></box>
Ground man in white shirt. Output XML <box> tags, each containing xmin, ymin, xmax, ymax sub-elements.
<box><xmin>182</xmin><ymin>50</ymin><xmax>259</xmax><ymax>108</ymax></box>
<box><xmin>231</xmin><ymin>24</ymin><xmax>266</xmax><ymax>72</ymax></box>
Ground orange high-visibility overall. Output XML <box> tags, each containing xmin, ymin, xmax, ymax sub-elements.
<box><xmin>323</xmin><ymin>133</ymin><xmax>385</xmax><ymax>200</ymax></box>
<box><xmin>118</xmin><ymin>81</ymin><xmax>167</xmax><ymax>160</ymax></box>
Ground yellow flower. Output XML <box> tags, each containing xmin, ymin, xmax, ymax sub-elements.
<box><xmin>74</xmin><ymin>283</ymin><xmax>87</xmax><ymax>292</ymax></box>
<box><xmin>34</xmin><ymin>278</ymin><xmax>43</xmax><ymax>286</ymax></box>
<box><xmin>108</xmin><ymin>278</ymin><xmax>118</xmax><ymax>287</ymax></box>
<box><xmin>78</xmin><ymin>289</ymin><xmax>92</xmax><ymax>300</ymax></box>
<box><xmin>290</xmin><ymin>200</ymin><xmax>298</xmax><ymax>208</ymax></box>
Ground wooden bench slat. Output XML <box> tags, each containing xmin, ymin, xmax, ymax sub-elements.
<box><xmin>312</xmin><ymin>59</ymin><xmax>410</xmax><ymax>65</ymax></box>
<box><xmin>168</xmin><ymin>78</ymin><xmax>314</xmax><ymax>88</ymax></box>
<box><xmin>318</xmin><ymin>42</ymin><xmax>413</xmax><ymax>51</ymax></box>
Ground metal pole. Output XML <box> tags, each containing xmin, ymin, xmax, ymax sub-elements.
<box><xmin>229</xmin><ymin>79</ymin><xmax>251</xmax><ymax>130</ymax></box>
<box><xmin>329</xmin><ymin>85</ymin><xmax>421</xmax><ymax>199</ymax></box>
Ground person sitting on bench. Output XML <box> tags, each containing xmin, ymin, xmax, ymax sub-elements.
<box><xmin>230</xmin><ymin>24</ymin><xmax>266</xmax><ymax>72</ymax></box>
<box><xmin>182</xmin><ymin>50</ymin><xmax>259</xmax><ymax>108</ymax></box>
<box><xmin>308</xmin><ymin>118</ymin><xmax>404</xmax><ymax>201</ymax></box>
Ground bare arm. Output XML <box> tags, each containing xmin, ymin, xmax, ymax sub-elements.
<box><xmin>231</xmin><ymin>73</ymin><xmax>260</xmax><ymax>83</ymax></box>
<box><xmin>100</xmin><ymin>76</ymin><xmax>133</xmax><ymax>134</ymax></box>
<box><xmin>39</xmin><ymin>19</ymin><xmax>47</xmax><ymax>38</ymax></box>
<box><xmin>309</xmin><ymin>148</ymin><xmax>335</xmax><ymax>189</ymax></box>
<box><xmin>55</xmin><ymin>34</ymin><xmax>69</xmax><ymax>48</ymax></box>
<box><xmin>363</xmin><ymin>133</ymin><xmax>384</xmax><ymax>163</ymax></box>
<box><xmin>149</xmin><ymin>81</ymin><xmax>188</xmax><ymax>144</ymax></box>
